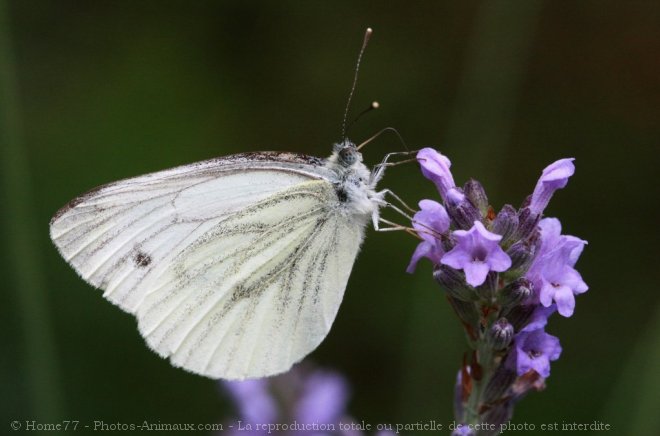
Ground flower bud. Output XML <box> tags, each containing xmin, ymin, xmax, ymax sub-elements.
<box><xmin>447</xmin><ymin>195</ymin><xmax>482</xmax><ymax>230</ymax></box>
<box><xmin>446</xmin><ymin>294</ymin><xmax>479</xmax><ymax>328</ymax></box>
<box><xmin>506</xmin><ymin>238</ymin><xmax>538</xmax><ymax>275</ymax></box>
<box><xmin>488</xmin><ymin>318</ymin><xmax>514</xmax><ymax>350</ymax></box>
<box><xmin>500</xmin><ymin>278</ymin><xmax>533</xmax><ymax>308</ymax></box>
<box><xmin>481</xmin><ymin>400</ymin><xmax>515</xmax><ymax>431</ymax></box>
<box><xmin>434</xmin><ymin>265</ymin><xmax>475</xmax><ymax>301</ymax></box>
<box><xmin>441</xmin><ymin>234</ymin><xmax>456</xmax><ymax>252</ymax></box>
<box><xmin>464</xmin><ymin>179</ymin><xmax>489</xmax><ymax>215</ymax></box>
<box><xmin>475</xmin><ymin>271</ymin><xmax>498</xmax><ymax>301</ymax></box>
<box><xmin>515</xmin><ymin>207</ymin><xmax>540</xmax><ymax>241</ymax></box>
<box><xmin>483</xmin><ymin>365</ymin><xmax>517</xmax><ymax>403</ymax></box>
<box><xmin>492</xmin><ymin>204</ymin><xmax>518</xmax><ymax>244</ymax></box>
<box><xmin>503</xmin><ymin>304</ymin><xmax>536</xmax><ymax>331</ymax></box>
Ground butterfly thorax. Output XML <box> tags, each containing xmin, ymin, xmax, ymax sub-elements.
<box><xmin>325</xmin><ymin>141</ymin><xmax>380</xmax><ymax>218</ymax></box>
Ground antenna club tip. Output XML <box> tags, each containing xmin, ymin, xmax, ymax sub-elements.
<box><xmin>363</xmin><ymin>28</ymin><xmax>373</xmax><ymax>43</ymax></box>
<box><xmin>371</xmin><ymin>101</ymin><xmax>380</xmax><ymax>109</ymax></box>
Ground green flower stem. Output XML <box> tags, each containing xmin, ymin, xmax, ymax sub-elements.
<box><xmin>464</xmin><ymin>316</ymin><xmax>496</xmax><ymax>426</ymax></box>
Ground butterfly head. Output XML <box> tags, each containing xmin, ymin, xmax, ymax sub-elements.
<box><xmin>332</xmin><ymin>140</ymin><xmax>363</xmax><ymax>168</ymax></box>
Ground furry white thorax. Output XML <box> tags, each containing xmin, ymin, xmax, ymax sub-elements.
<box><xmin>325</xmin><ymin>141</ymin><xmax>383</xmax><ymax>221</ymax></box>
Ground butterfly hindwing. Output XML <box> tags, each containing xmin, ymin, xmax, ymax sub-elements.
<box><xmin>137</xmin><ymin>181</ymin><xmax>363</xmax><ymax>378</ymax></box>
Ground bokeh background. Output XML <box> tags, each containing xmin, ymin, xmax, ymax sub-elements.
<box><xmin>2</xmin><ymin>1</ymin><xmax>659</xmax><ymax>434</ymax></box>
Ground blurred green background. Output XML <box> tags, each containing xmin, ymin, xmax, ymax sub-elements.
<box><xmin>2</xmin><ymin>1</ymin><xmax>659</xmax><ymax>434</ymax></box>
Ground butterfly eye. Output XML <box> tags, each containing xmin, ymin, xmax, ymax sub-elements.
<box><xmin>339</xmin><ymin>147</ymin><xmax>357</xmax><ymax>166</ymax></box>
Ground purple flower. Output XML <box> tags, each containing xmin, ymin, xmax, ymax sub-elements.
<box><xmin>520</xmin><ymin>304</ymin><xmax>557</xmax><ymax>332</ymax></box>
<box><xmin>440</xmin><ymin>221</ymin><xmax>512</xmax><ymax>287</ymax></box>
<box><xmin>535</xmin><ymin>218</ymin><xmax>586</xmax><ymax>264</ymax></box>
<box><xmin>221</xmin><ymin>366</ymin><xmax>371</xmax><ymax>436</ymax></box>
<box><xmin>508</xmin><ymin>329</ymin><xmax>562</xmax><ymax>378</ymax></box>
<box><xmin>407</xmin><ymin>200</ymin><xmax>450</xmax><ymax>273</ymax></box>
<box><xmin>295</xmin><ymin>370</ymin><xmax>349</xmax><ymax>425</ymax></box>
<box><xmin>527</xmin><ymin>218</ymin><xmax>588</xmax><ymax>317</ymax></box>
<box><xmin>223</xmin><ymin>379</ymin><xmax>277</xmax><ymax>426</ymax></box>
<box><xmin>529</xmin><ymin>158</ymin><xmax>575</xmax><ymax>215</ymax></box>
<box><xmin>417</xmin><ymin>148</ymin><xmax>465</xmax><ymax>205</ymax></box>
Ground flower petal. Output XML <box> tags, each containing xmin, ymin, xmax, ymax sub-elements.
<box><xmin>417</xmin><ymin>148</ymin><xmax>457</xmax><ymax>201</ymax></box>
<box><xmin>515</xmin><ymin>347</ymin><xmax>535</xmax><ymax>376</ymax></box>
<box><xmin>413</xmin><ymin>199</ymin><xmax>450</xmax><ymax>241</ymax></box>
<box><xmin>563</xmin><ymin>236</ymin><xmax>587</xmax><ymax>266</ymax></box>
<box><xmin>538</xmin><ymin>280</ymin><xmax>555</xmax><ymax>308</ymax></box>
<box><xmin>521</xmin><ymin>305</ymin><xmax>557</xmax><ymax>332</ymax></box>
<box><xmin>561</xmin><ymin>266</ymin><xmax>589</xmax><ymax>294</ymax></box>
<box><xmin>487</xmin><ymin>247</ymin><xmax>512</xmax><ymax>272</ymax></box>
<box><xmin>406</xmin><ymin>242</ymin><xmax>433</xmax><ymax>273</ymax></box>
<box><xmin>529</xmin><ymin>158</ymin><xmax>575</xmax><ymax>215</ymax></box>
<box><xmin>531</xmin><ymin>355</ymin><xmax>551</xmax><ymax>378</ymax></box>
<box><xmin>553</xmin><ymin>285</ymin><xmax>576</xmax><ymax>317</ymax></box>
<box><xmin>473</xmin><ymin>220</ymin><xmax>502</xmax><ymax>242</ymax></box>
<box><xmin>463</xmin><ymin>261</ymin><xmax>490</xmax><ymax>287</ymax></box>
<box><xmin>440</xmin><ymin>248</ymin><xmax>471</xmax><ymax>270</ymax></box>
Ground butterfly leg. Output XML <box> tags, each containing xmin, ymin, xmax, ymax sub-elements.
<box><xmin>374</xmin><ymin>217</ymin><xmax>418</xmax><ymax>238</ymax></box>
<box><xmin>371</xmin><ymin>195</ymin><xmax>415</xmax><ymax>233</ymax></box>
<box><xmin>372</xmin><ymin>190</ymin><xmax>415</xmax><ymax>222</ymax></box>
<box><xmin>374</xmin><ymin>200</ymin><xmax>413</xmax><ymax>222</ymax></box>
<box><xmin>370</xmin><ymin>151</ymin><xmax>419</xmax><ymax>184</ymax></box>
<box><xmin>379</xmin><ymin>189</ymin><xmax>417</xmax><ymax>214</ymax></box>
<box><xmin>370</xmin><ymin>187</ymin><xmax>416</xmax><ymax>236</ymax></box>
<box><xmin>375</xmin><ymin>201</ymin><xmax>446</xmax><ymax>238</ymax></box>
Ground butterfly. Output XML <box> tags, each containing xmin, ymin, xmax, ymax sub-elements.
<box><xmin>49</xmin><ymin>140</ymin><xmax>409</xmax><ymax>379</ymax></box>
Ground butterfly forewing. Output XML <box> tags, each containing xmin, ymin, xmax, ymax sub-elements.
<box><xmin>50</xmin><ymin>153</ymin><xmax>362</xmax><ymax>379</ymax></box>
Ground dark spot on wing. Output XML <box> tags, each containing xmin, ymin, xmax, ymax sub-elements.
<box><xmin>134</xmin><ymin>251</ymin><xmax>152</xmax><ymax>268</ymax></box>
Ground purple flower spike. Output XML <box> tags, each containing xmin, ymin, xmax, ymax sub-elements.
<box><xmin>295</xmin><ymin>370</ymin><xmax>349</xmax><ymax>425</ymax></box>
<box><xmin>509</xmin><ymin>329</ymin><xmax>562</xmax><ymax>378</ymax></box>
<box><xmin>528</xmin><ymin>218</ymin><xmax>588</xmax><ymax>317</ymax></box>
<box><xmin>441</xmin><ymin>221</ymin><xmax>512</xmax><ymax>287</ymax></box>
<box><xmin>222</xmin><ymin>366</ymin><xmax>359</xmax><ymax>436</ymax></box>
<box><xmin>223</xmin><ymin>379</ymin><xmax>277</xmax><ymax>425</ymax></box>
<box><xmin>529</xmin><ymin>158</ymin><xmax>575</xmax><ymax>215</ymax></box>
<box><xmin>407</xmin><ymin>200</ymin><xmax>450</xmax><ymax>273</ymax></box>
<box><xmin>417</xmin><ymin>148</ymin><xmax>465</xmax><ymax>204</ymax></box>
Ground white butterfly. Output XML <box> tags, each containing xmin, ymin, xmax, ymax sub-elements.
<box><xmin>50</xmin><ymin>141</ymin><xmax>403</xmax><ymax>380</ymax></box>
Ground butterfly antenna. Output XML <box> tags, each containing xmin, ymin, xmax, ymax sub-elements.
<box><xmin>357</xmin><ymin>126</ymin><xmax>409</xmax><ymax>151</ymax></box>
<box><xmin>341</xmin><ymin>27</ymin><xmax>373</xmax><ymax>141</ymax></box>
<box><xmin>345</xmin><ymin>101</ymin><xmax>379</xmax><ymax>133</ymax></box>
